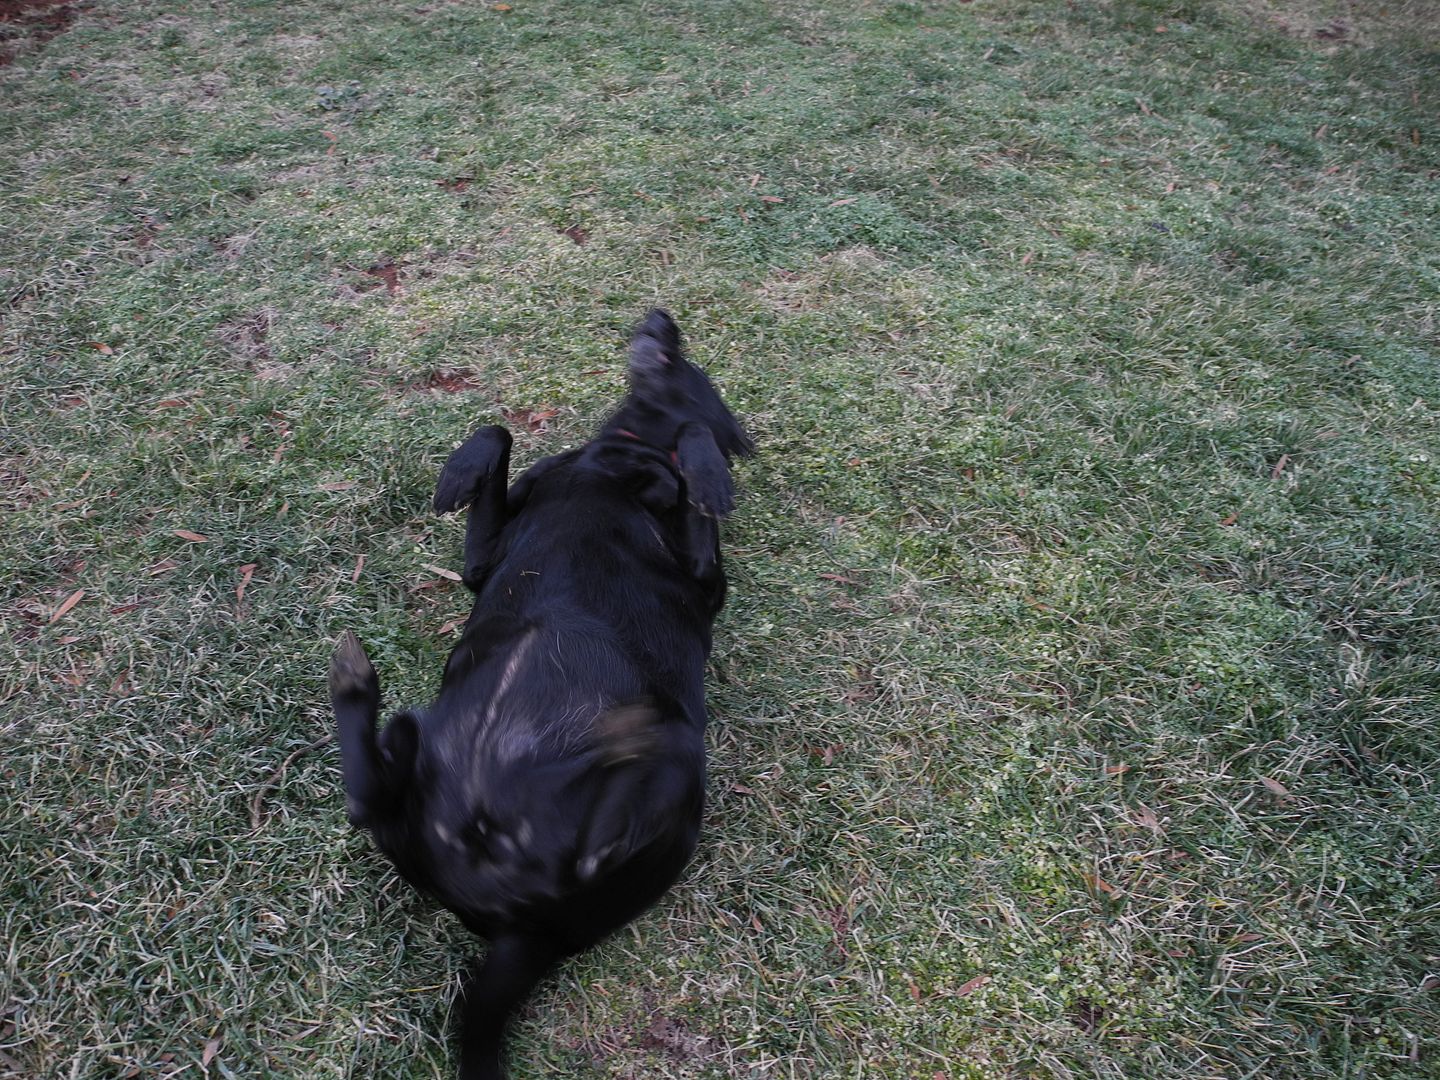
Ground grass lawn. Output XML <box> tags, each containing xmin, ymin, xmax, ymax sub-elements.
<box><xmin>3</xmin><ymin>0</ymin><xmax>1438</xmax><ymax>1076</ymax></box>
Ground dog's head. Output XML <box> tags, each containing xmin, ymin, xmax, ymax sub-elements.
<box><xmin>608</xmin><ymin>309</ymin><xmax>753</xmax><ymax>461</ymax></box>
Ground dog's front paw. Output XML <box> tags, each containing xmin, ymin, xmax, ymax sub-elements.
<box><xmin>434</xmin><ymin>425</ymin><xmax>514</xmax><ymax>515</ymax></box>
<box><xmin>676</xmin><ymin>422</ymin><xmax>735</xmax><ymax>518</ymax></box>
<box><xmin>329</xmin><ymin>630</ymin><xmax>378</xmax><ymax>700</ymax></box>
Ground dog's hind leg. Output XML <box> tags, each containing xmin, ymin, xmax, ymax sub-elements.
<box><xmin>434</xmin><ymin>425</ymin><xmax>513</xmax><ymax>593</ymax></box>
<box><xmin>456</xmin><ymin>933</ymin><xmax>561</xmax><ymax>1080</ymax></box>
<box><xmin>329</xmin><ymin>631</ymin><xmax>388</xmax><ymax>827</ymax></box>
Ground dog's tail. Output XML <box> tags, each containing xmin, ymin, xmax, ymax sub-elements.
<box><xmin>457</xmin><ymin>933</ymin><xmax>561</xmax><ymax>1080</ymax></box>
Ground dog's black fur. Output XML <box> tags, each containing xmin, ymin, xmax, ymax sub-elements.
<box><xmin>329</xmin><ymin>310</ymin><xmax>751</xmax><ymax>1080</ymax></box>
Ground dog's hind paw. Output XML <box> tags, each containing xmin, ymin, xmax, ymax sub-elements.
<box><xmin>329</xmin><ymin>630</ymin><xmax>378</xmax><ymax>700</ymax></box>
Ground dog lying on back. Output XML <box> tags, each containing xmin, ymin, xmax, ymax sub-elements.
<box><xmin>328</xmin><ymin>310</ymin><xmax>751</xmax><ymax>1080</ymax></box>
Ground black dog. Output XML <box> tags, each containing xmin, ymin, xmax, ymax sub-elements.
<box><xmin>328</xmin><ymin>310</ymin><xmax>751</xmax><ymax>1080</ymax></box>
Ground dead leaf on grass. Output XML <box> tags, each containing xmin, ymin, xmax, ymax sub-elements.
<box><xmin>1260</xmin><ymin>775</ymin><xmax>1290</xmax><ymax>797</ymax></box>
<box><xmin>1135</xmin><ymin>97</ymin><xmax>1165</xmax><ymax>120</ymax></box>
<box><xmin>826</xmin><ymin>907</ymin><xmax>851</xmax><ymax>958</ymax></box>
<box><xmin>1131</xmin><ymin>804</ymin><xmax>1162</xmax><ymax>831</ymax></box>
<box><xmin>841</xmin><ymin>673</ymin><xmax>877</xmax><ymax>706</ymax></box>
<box><xmin>49</xmin><ymin>589</ymin><xmax>85</xmax><ymax>623</ymax></box>
<box><xmin>1085</xmin><ymin>873</ymin><xmax>1119</xmax><ymax>896</ymax></box>
<box><xmin>501</xmin><ymin>405</ymin><xmax>560</xmax><ymax>432</ymax></box>
<box><xmin>956</xmin><ymin>974</ymin><xmax>990</xmax><ymax>996</ymax></box>
<box><xmin>236</xmin><ymin>563</ymin><xmax>257</xmax><ymax>603</ymax></box>
<box><xmin>809</xmin><ymin>743</ymin><xmax>842</xmax><ymax>765</ymax></box>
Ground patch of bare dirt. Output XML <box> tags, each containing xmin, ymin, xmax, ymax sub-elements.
<box><xmin>215</xmin><ymin>309</ymin><xmax>287</xmax><ymax>379</ymax></box>
<box><xmin>640</xmin><ymin>1013</ymin><xmax>712</xmax><ymax>1062</ymax></box>
<box><xmin>0</xmin><ymin>461</ymin><xmax>35</xmax><ymax>512</ymax></box>
<box><xmin>333</xmin><ymin>258</ymin><xmax>405</xmax><ymax>302</ymax></box>
<box><xmin>363</xmin><ymin>258</ymin><xmax>402</xmax><ymax>295</ymax></box>
<box><xmin>499</xmin><ymin>404</ymin><xmax>560</xmax><ymax>432</ymax></box>
<box><xmin>1233</xmin><ymin>0</ymin><xmax>1440</xmax><ymax>49</ymax></box>
<box><xmin>0</xmin><ymin>0</ymin><xmax>80</xmax><ymax>66</ymax></box>
<box><xmin>404</xmin><ymin>368</ymin><xmax>485</xmax><ymax>395</ymax></box>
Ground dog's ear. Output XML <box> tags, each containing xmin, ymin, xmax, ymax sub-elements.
<box><xmin>575</xmin><ymin>703</ymin><xmax>700</xmax><ymax>883</ymax></box>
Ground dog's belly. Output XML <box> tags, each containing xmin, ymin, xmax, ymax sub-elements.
<box><xmin>434</xmin><ymin>620</ymin><xmax>649</xmax><ymax>765</ymax></box>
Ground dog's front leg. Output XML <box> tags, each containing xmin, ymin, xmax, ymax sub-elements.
<box><xmin>434</xmin><ymin>425</ymin><xmax>513</xmax><ymax>593</ymax></box>
<box><xmin>673</xmin><ymin>421</ymin><xmax>736</xmax><ymax>585</ymax></box>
